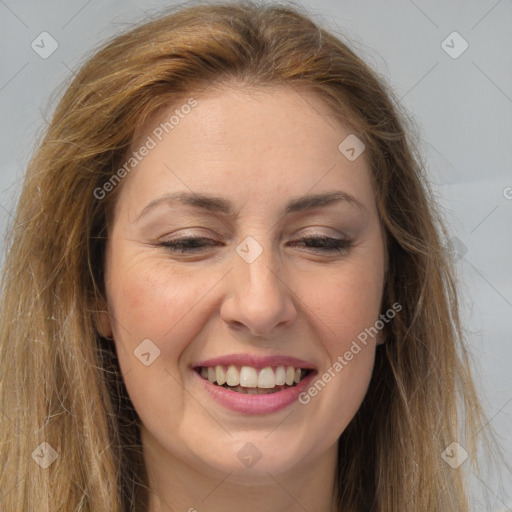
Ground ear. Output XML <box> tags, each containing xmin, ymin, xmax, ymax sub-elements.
<box><xmin>376</xmin><ymin>312</ymin><xmax>389</xmax><ymax>346</ymax></box>
<box><xmin>95</xmin><ymin>311</ymin><xmax>113</xmax><ymax>339</ymax></box>
<box><xmin>376</xmin><ymin>335</ymin><xmax>386</xmax><ymax>346</ymax></box>
<box><xmin>92</xmin><ymin>298</ymin><xmax>113</xmax><ymax>339</ymax></box>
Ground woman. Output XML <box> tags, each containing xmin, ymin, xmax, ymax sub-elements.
<box><xmin>0</xmin><ymin>1</ymin><xmax>501</xmax><ymax>510</ymax></box>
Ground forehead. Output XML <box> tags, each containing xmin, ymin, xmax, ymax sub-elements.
<box><xmin>115</xmin><ymin>85</ymin><xmax>375</xmax><ymax>218</ymax></box>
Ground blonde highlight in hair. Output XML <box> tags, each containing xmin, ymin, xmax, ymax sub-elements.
<box><xmin>0</xmin><ymin>1</ymin><xmax>500</xmax><ymax>510</ymax></box>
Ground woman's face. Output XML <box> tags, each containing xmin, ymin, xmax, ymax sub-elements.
<box><xmin>99</xmin><ymin>85</ymin><xmax>386</xmax><ymax>482</ymax></box>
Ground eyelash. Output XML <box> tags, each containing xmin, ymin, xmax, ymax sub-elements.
<box><xmin>158</xmin><ymin>236</ymin><xmax>352</xmax><ymax>254</ymax></box>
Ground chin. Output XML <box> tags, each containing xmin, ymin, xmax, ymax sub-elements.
<box><xmin>190</xmin><ymin>434</ymin><xmax>314</xmax><ymax>482</ymax></box>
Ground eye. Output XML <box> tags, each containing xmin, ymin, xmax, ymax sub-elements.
<box><xmin>158</xmin><ymin>237</ymin><xmax>223</xmax><ymax>253</ymax></box>
<box><xmin>287</xmin><ymin>235</ymin><xmax>352</xmax><ymax>254</ymax></box>
<box><xmin>158</xmin><ymin>235</ymin><xmax>352</xmax><ymax>255</ymax></box>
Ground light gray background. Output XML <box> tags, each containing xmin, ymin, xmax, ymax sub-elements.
<box><xmin>1</xmin><ymin>0</ymin><xmax>510</xmax><ymax>509</ymax></box>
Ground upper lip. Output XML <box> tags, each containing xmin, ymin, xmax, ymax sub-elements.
<box><xmin>193</xmin><ymin>354</ymin><xmax>316</xmax><ymax>370</ymax></box>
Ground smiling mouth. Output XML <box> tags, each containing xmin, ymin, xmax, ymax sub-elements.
<box><xmin>195</xmin><ymin>365</ymin><xmax>312</xmax><ymax>394</ymax></box>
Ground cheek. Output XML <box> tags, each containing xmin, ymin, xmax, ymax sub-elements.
<box><xmin>311</xmin><ymin>273</ymin><xmax>380</xmax><ymax>386</ymax></box>
<box><xmin>298</xmin><ymin>271</ymin><xmax>379</xmax><ymax>435</ymax></box>
<box><xmin>106</xmin><ymin>259</ymin><xmax>207</xmax><ymax>421</ymax></box>
<box><xmin>293</xmin><ymin>254</ymin><xmax>383</xmax><ymax>421</ymax></box>
<box><xmin>109</xmin><ymin>246</ymin><xmax>196</xmax><ymax>328</ymax></box>
<box><xmin>301</xmin><ymin>262</ymin><xmax>384</xmax><ymax>350</ymax></box>
<box><xmin>106</xmin><ymin>252</ymin><xmax>209</xmax><ymax>373</ymax></box>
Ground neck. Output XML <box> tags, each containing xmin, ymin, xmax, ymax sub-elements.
<box><xmin>142</xmin><ymin>426</ymin><xmax>339</xmax><ymax>512</ymax></box>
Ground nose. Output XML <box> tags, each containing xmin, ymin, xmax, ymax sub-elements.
<box><xmin>219</xmin><ymin>243</ymin><xmax>298</xmax><ymax>339</ymax></box>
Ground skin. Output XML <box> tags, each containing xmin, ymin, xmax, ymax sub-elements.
<box><xmin>97</xmin><ymin>85</ymin><xmax>386</xmax><ymax>512</ymax></box>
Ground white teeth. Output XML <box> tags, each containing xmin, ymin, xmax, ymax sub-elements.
<box><xmin>275</xmin><ymin>366</ymin><xmax>286</xmax><ymax>386</ymax></box>
<box><xmin>200</xmin><ymin>364</ymin><xmax>309</xmax><ymax>389</ymax></box>
<box><xmin>257</xmin><ymin>367</ymin><xmax>276</xmax><ymax>388</ymax></box>
<box><xmin>285</xmin><ymin>366</ymin><xmax>295</xmax><ymax>386</ymax></box>
<box><xmin>225</xmin><ymin>365</ymin><xmax>240</xmax><ymax>386</ymax></box>
<box><xmin>239</xmin><ymin>366</ymin><xmax>258</xmax><ymax>388</ymax></box>
<box><xmin>215</xmin><ymin>366</ymin><xmax>226</xmax><ymax>386</ymax></box>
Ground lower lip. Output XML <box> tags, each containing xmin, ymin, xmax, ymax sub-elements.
<box><xmin>194</xmin><ymin>370</ymin><xmax>317</xmax><ymax>414</ymax></box>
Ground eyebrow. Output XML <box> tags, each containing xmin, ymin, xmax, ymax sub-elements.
<box><xmin>135</xmin><ymin>190</ymin><xmax>366</xmax><ymax>222</ymax></box>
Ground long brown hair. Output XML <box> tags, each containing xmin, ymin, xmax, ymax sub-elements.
<box><xmin>0</xmin><ymin>1</ymin><xmax>499</xmax><ymax>510</ymax></box>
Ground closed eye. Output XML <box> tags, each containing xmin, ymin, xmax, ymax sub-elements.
<box><xmin>287</xmin><ymin>235</ymin><xmax>352</xmax><ymax>254</ymax></box>
<box><xmin>158</xmin><ymin>236</ymin><xmax>352</xmax><ymax>255</ymax></box>
<box><xmin>158</xmin><ymin>237</ymin><xmax>222</xmax><ymax>253</ymax></box>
